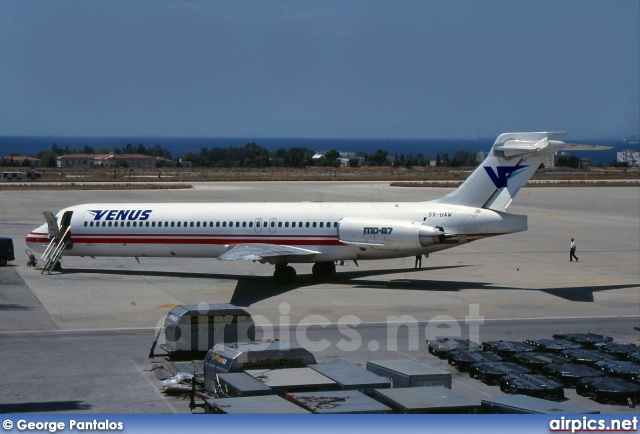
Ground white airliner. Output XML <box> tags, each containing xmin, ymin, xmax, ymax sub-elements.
<box><xmin>26</xmin><ymin>132</ymin><xmax>608</xmax><ymax>283</ymax></box>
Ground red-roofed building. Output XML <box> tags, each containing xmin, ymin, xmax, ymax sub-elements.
<box><xmin>1</xmin><ymin>155</ymin><xmax>41</xmax><ymax>168</ymax></box>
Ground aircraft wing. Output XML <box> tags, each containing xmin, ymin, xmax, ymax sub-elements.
<box><xmin>218</xmin><ymin>243</ymin><xmax>320</xmax><ymax>261</ymax></box>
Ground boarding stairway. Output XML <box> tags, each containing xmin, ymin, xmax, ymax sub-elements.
<box><xmin>41</xmin><ymin>226</ymin><xmax>70</xmax><ymax>274</ymax></box>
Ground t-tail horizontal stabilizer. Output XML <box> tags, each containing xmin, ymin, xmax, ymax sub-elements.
<box><xmin>434</xmin><ymin>132</ymin><xmax>610</xmax><ymax>212</ymax></box>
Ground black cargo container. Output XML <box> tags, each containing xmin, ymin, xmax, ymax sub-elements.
<box><xmin>448</xmin><ymin>350</ymin><xmax>502</xmax><ymax>372</ymax></box>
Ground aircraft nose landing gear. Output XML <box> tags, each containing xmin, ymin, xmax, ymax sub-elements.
<box><xmin>273</xmin><ymin>264</ymin><xmax>297</xmax><ymax>284</ymax></box>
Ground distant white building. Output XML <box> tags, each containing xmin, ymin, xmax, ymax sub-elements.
<box><xmin>617</xmin><ymin>148</ymin><xmax>639</xmax><ymax>167</ymax></box>
<box><xmin>57</xmin><ymin>153</ymin><xmax>157</xmax><ymax>169</ymax></box>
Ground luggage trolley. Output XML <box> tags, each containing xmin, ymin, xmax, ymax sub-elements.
<box><xmin>25</xmin><ymin>249</ymin><xmax>38</xmax><ymax>267</ymax></box>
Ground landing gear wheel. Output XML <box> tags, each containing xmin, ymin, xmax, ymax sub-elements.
<box><xmin>312</xmin><ymin>262</ymin><xmax>336</xmax><ymax>281</ymax></box>
<box><xmin>274</xmin><ymin>265</ymin><xmax>297</xmax><ymax>284</ymax></box>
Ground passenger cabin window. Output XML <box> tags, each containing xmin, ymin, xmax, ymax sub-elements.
<box><xmin>305</xmin><ymin>222</ymin><xmax>310</xmax><ymax>228</ymax></box>
<box><xmin>249</xmin><ymin>221</ymin><xmax>253</xmax><ymax>227</ymax></box>
<box><xmin>313</xmin><ymin>222</ymin><xmax>317</xmax><ymax>228</ymax></box>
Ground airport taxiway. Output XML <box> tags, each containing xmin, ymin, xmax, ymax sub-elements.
<box><xmin>0</xmin><ymin>182</ymin><xmax>638</xmax><ymax>413</ymax></box>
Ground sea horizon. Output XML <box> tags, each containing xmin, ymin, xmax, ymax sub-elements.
<box><xmin>1</xmin><ymin>135</ymin><xmax>635</xmax><ymax>166</ymax></box>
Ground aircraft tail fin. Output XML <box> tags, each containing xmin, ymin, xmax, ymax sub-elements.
<box><xmin>434</xmin><ymin>132</ymin><xmax>609</xmax><ymax>212</ymax></box>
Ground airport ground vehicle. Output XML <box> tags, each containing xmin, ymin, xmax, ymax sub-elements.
<box><xmin>0</xmin><ymin>237</ymin><xmax>15</xmax><ymax>266</ymax></box>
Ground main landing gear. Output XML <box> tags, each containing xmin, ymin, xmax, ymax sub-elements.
<box><xmin>272</xmin><ymin>261</ymin><xmax>337</xmax><ymax>284</ymax></box>
<box><xmin>273</xmin><ymin>264</ymin><xmax>297</xmax><ymax>284</ymax></box>
<box><xmin>312</xmin><ymin>262</ymin><xmax>336</xmax><ymax>280</ymax></box>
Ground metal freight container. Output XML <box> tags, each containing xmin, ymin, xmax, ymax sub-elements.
<box><xmin>286</xmin><ymin>390</ymin><xmax>393</xmax><ymax>414</ymax></box>
<box><xmin>366</xmin><ymin>359</ymin><xmax>452</xmax><ymax>389</ymax></box>
<box><xmin>203</xmin><ymin>340</ymin><xmax>317</xmax><ymax>393</ymax></box>
<box><xmin>244</xmin><ymin>367</ymin><xmax>336</xmax><ymax>396</ymax></box>
<box><xmin>309</xmin><ymin>362</ymin><xmax>391</xmax><ymax>395</ymax></box>
<box><xmin>481</xmin><ymin>394</ymin><xmax>600</xmax><ymax>414</ymax></box>
<box><xmin>158</xmin><ymin>303</ymin><xmax>255</xmax><ymax>360</ymax></box>
<box><xmin>216</xmin><ymin>372</ymin><xmax>272</xmax><ymax>397</ymax></box>
<box><xmin>374</xmin><ymin>386</ymin><xmax>479</xmax><ymax>414</ymax></box>
<box><xmin>204</xmin><ymin>395</ymin><xmax>310</xmax><ymax>414</ymax></box>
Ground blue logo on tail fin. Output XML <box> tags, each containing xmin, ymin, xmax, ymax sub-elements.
<box><xmin>484</xmin><ymin>164</ymin><xmax>528</xmax><ymax>189</ymax></box>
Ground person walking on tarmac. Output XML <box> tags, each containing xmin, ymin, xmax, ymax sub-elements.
<box><xmin>570</xmin><ymin>238</ymin><xmax>579</xmax><ymax>262</ymax></box>
<box><xmin>415</xmin><ymin>255</ymin><xmax>422</xmax><ymax>269</ymax></box>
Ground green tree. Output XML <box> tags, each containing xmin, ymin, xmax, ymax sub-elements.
<box><xmin>284</xmin><ymin>147</ymin><xmax>310</xmax><ymax>168</ymax></box>
<box><xmin>609</xmin><ymin>159</ymin><xmax>629</xmax><ymax>168</ymax></box>
<box><xmin>449</xmin><ymin>150</ymin><xmax>478</xmax><ymax>167</ymax></box>
<box><xmin>324</xmin><ymin>149</ymin><xmax>341</xmax><ymax>166</ymax></box>
<box><xmin>556</xmin><ymin>155</ymin><xmax>581</xmax><ymax>168</ymax></box>
<box><xmin>137</xmin><ymin>143</ymin><xmax>147</xmax><ymax>155</ymax></box>
<box><xmin>366</xmin><ymin>149</ymin><xmax>389</xmax><ymax>166</ymax></box>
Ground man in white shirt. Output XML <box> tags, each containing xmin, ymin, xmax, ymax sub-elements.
<box><xmin>570</xmin><ymin>238</ymin><xmax>579</xmax><ymax>262</ymax></box>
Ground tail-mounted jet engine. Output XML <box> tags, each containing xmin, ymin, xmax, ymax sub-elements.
<box><xmin>338</xmin><ymin>217</ymin><xmax>445</xmax><ymax>250</ymax></box>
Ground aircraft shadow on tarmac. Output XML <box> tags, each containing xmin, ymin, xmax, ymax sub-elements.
<box><xmin>0</xmin><ymin>401</ymin><xmax>91</xmax><ymax>413</ymax></box>
<box><xmin>0</xmin><ymin>304</ymin><xmax>30</xmax><ymax>311</ymax></box>
<box><xmin>61</xmin><ymin>267</ymin><xmax>637</xmax><ymax>307</ymax></box>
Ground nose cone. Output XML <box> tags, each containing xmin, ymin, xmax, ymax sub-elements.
<box><xmin>26</xmin><ymin>224</ymin><xmax>50</xmax><ymax>253</ymax></box>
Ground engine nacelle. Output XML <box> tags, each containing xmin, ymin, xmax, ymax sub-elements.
<box><xmin>338</xmin><ymin>217</ymin><xmax>444</xmax><ymax>250</ymax></box>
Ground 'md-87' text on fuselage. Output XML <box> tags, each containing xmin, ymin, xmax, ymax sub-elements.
<box><xmin>88</xmin><ymin>209</ymin><xmax>153</xmax><ymax>221</ymax></box>
<box><xmin>363</xmin><ymin>227</ymin><xmax>393</xmax><ymax>235</ymax></box>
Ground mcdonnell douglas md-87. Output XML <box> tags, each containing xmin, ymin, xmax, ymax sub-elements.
<box><xmin>26</xmin><ymin>132</ymin><xmax>608</xmax><ymax>283</ymax></box>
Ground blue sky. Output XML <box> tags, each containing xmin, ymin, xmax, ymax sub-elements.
<box><xmin>0</xmin><ymin>0</ymin><xmax>638</xmax><ymax>140</ymax></box>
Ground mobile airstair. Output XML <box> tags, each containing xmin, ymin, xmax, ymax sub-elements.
<box><xmin>41</xmin><ymin>226</ymin><xmax>70</xmax><ymax>274</ymax></box>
